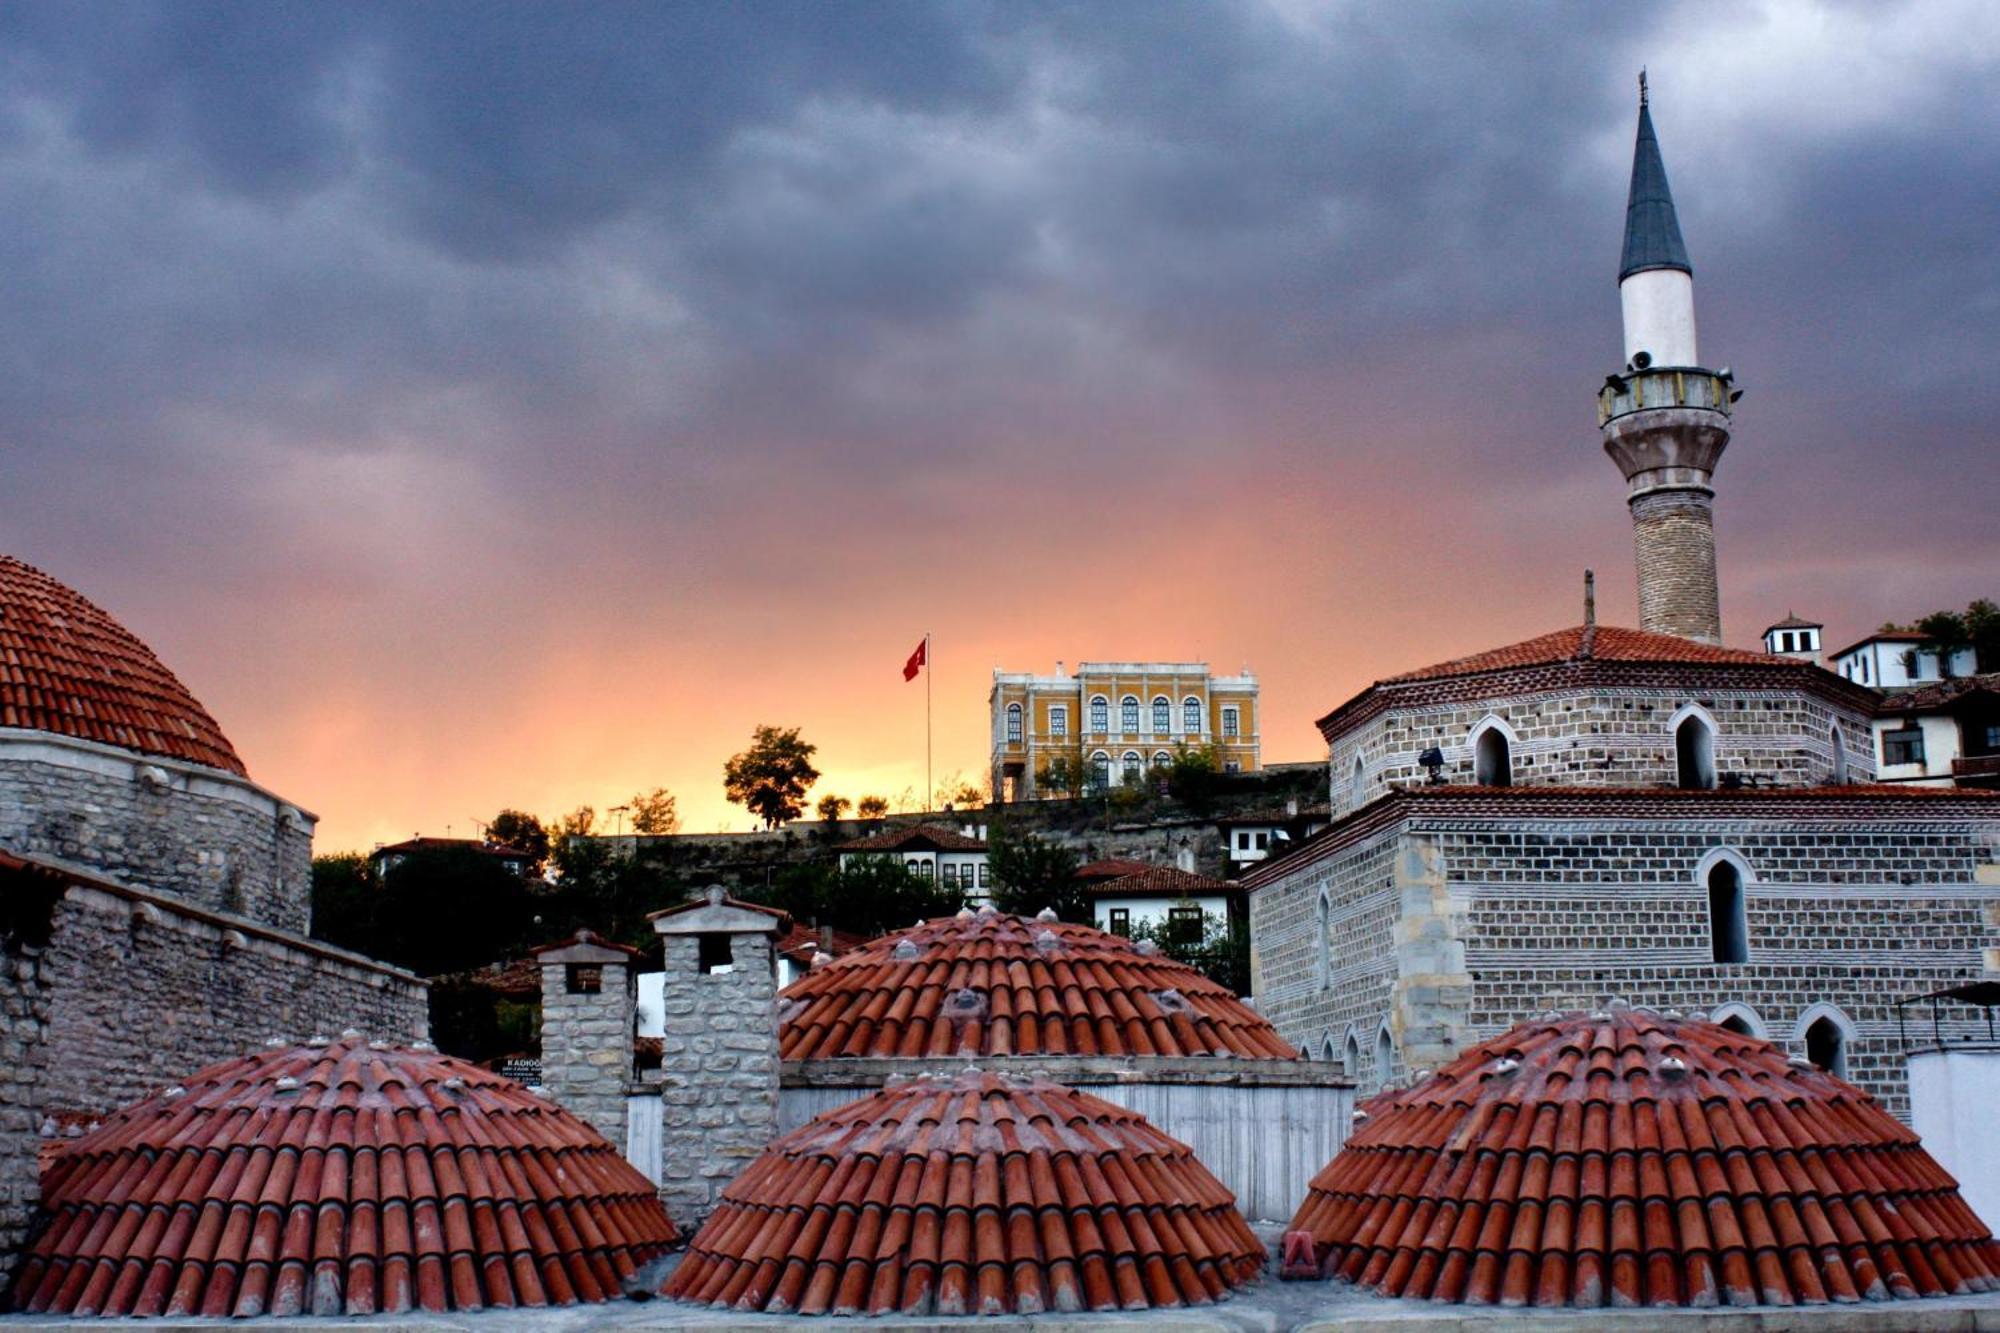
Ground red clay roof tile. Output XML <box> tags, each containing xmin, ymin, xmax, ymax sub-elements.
<box><xmin>1282</xmin><ymin>1008</ymin><xmax>2000</xmax><ymax>1307</ymax></box>
<box><xmin>0</xmin><ymin>555</ymin><xmax>246</xmax><ymax>775</ymax></box>
<box><xmin>834</xmin><ymin>823</ymin><xmax>987</xmax><ymax>854</ymax></box>
<box><xmin>775</xmin><ymin>908</ymin><xmax>1294</xmax><ymax>1061</ymax></box>
<box><xmin>15</xmin><ymin>1037</ymin><xmax>676</xmax><ymax>1317</ymax></box>
<box><xmin>663</xmin><ymin>1072</ymin><xmax>1264</xmax><ymax>1315</ymax></box>
<box><xmin>1382</xmin><ymin>624</ymin><xmax>1782</xmax><ymax>683</ymax></box>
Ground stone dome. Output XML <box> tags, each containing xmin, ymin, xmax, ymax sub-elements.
<box><xmin>13</xmin><ymin>1035</ymin><xmax>677</xmax><ymax>1317</ymax></box>
<box><xmin>1281</xmin><ymin>1007</ymin><xmax>2000</xmax><ymax>1308</ymax></box>
<box><xmin>775</xmin><ymin>908</ymin><xmax>1296</xmax><ymax>1061</ymax></box>
<box><xmin>0</xmin><ymin>555</ymin><xmax>245</xmax><ymax>775</ymax></box>
<box><xmin>663</xmin><ymin>1071</ymin><xmax>1265</xmax><ymax>1315</ymax></box>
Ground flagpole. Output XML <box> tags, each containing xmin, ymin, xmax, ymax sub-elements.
<box><xmin>925</xmin><ymin>631</ymin><xmax>933</xmax><ymax>812</ymax></box>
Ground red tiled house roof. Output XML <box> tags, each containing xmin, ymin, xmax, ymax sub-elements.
<box><xmin>0</xmin><ymin>555</ymin><xmax>246</xmax><ymax>775</ymax></box>
<box><xmin>1382</xmin><ymin>624</ymin><xmax>1781</xmax><ymax>683</ymax></box>
<box><xmin>1281</xmin><ymin>1008</ymin><xmax>2000</xmax><ymax>1307</ymax></box>
<box><xmin>1075</xmin><ymin>857</ymin><xmax>1161</xmax><ymax>883</ymax></box>
<box><xmin>834</xmin><ymin>823</ymin><xmax>987</xmax><ymax>853</ymax></box>
<box><xmin>15</xmin><ymin>1036</ymin><xmax>678</xmax><ymax>1318</ymax></box>
<box><xmin>775</xmin><ymin>907</ymin><xmax>1294</xmax><ymax>1061</ymax></box>
<box><xmin>663</xmin><ymin>1072</ymin><xmax>1264</xmax><ymax>1315</ymax></box>
<box><xmin>1089</xmin><ymin>864</ymin><xmax>1231</xmax><ymax>899</ymax></box>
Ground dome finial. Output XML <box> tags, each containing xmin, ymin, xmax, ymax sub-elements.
<box><xmin>1638</xmin><ymin>66</ymin><xmax>1648</xmax><ymax>107</ymax></box>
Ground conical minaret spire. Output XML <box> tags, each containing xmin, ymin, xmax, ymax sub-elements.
<box><xmin>1596</xmin><ymin>76</ymin><xmax>1736</xmax><ymax>644</ymax></box>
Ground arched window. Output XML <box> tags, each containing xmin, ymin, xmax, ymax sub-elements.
<box><xmin>1830</xmin><ymin>726</ymin><xmax>1848</xmax><ymax>784</ymax></box>
<box><xmin>1152</xmin><ymin>751</ymin><xmax>1171</xmax><ymax>769</ymax></box>
<box><xmin>1005</xmin><ymin>702</ymin><xmax>1022</xmax><ymax>744</ymax></box>
<box><xmin>1152</xmin><ymin>696</ymin><xmax>1171</xmax><ymax>732</ymax></box>
<box><xmin>1315</xmin><ymin>890</ymin><xmax>1332</xmax><ymax>990</ymax></box>
<box><xmin>1320</xmin><ymin>1033</ymin><xmax>1337</xmax><ymax>1062</ymax></box>
<box><xmin>1711</xmin><ymin>1002</ymin><xmax>1766</xmax><ymax>1038</ymax></box>
<box><xmin>1374</xmin><ymin>1024</ymin><xmax>1394</xmax><ymax>1090</ymax></box>
<box><xmin>1794</xmin><ymin>1003</ymin><xmax>1855</xmax><ymax>1079</ymax></box>
<box><xmin>1705</xmin><ymin>852</ymin><xmax>1749</xmax><ymax>963</ymax></box>
<box><xmin>1183</xmin><ymin>697</ymin><xmax>1202</xmax><ymax>733</ymax></box>
<box><xmin>1090</xmin><ymin>751</ymin><xmax>1110</xmax><ymax>788</ymax></box>
<box><xmin>1343</xmin><ymin>1030</ymin><xmax>1362</xmax><ymax>1078</ymax></box>
<box><xmin>1121</xmin><ymin>751</ymin><xmax>1141</xmax><ymax>784</ymax></box>
<box><xmin>1473</xmin><ymin>724</ymin><xmax>1512</xmax><ymax>787</ymax></box>
<box><xmin>1350</xmin><ymin>754</ymin><xmax>1367</xmax><ymax>808</ymax></box>
<box><xmin>1674</xmin><ymin>707</ymin><xmax>1717</xmax><ymax>789</ymax></box>
<box><xmin>1121</xmin><ymin>696</ymin><xmax>1140</xmax><ymax>732</ymax></box>
<box><xmin>1089</xmin><ymin>696</ymin><xmax>1108</xmax><ymax>732</ymax></box>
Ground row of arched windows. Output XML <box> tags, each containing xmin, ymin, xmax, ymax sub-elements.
<box><xmin>1084</xmin><ymin>694</ymin><xmax>1208</xmax><ymax>736</ymax></box>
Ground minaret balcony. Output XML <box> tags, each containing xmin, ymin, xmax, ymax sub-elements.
<box><xmin>1597</xmin><ymin>366</ymin><xmax>1735</xmax><ymax>427</ymax></box>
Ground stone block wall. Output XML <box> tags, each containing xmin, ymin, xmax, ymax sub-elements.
<box><xmin>1628</xmin><ymin>488</ymin><xmax>1722</xmax><ymax>644</ymax></box>
<box><xmin>1331</xmin><ymin>683</ymin><xmax>1873</xmax><ymax>811</ymax></box>
<box><xmin>0</xmin><ymin>737</ymin><xmax>314</xmax><ymax>934</ymax></box>
<box><xmin>0</xmin><ymin>936</ymin><xmax>51</xmax><ymax>1305</ymax></box>
<box><xmin>1251</xmin><ymin>805</ymin><xmax>2000</xmax><ymax>1120</ymax></box>
<box><xmin>657</xmin><ymin>933</ymin><xmax>779</xmax><ymax>1227</ymax></box>
<box><xmin>539</xmin><ymin>957</ymin><xmax>634</xmax><ymax>1148</ymax></box>
<box><xmin>35</xmin><ymin>882</ymin><xmax>426</xmax><ymax>1118</ymax></box>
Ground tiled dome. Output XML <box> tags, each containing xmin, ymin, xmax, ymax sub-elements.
<box><xmin>776</xmin><ymin>907</ymin><xmax>1296</xmax><ymax>1061</ymax></box>
<box><xmin>0</xmin><ymin>556</ymin><xmax>246</xmax><ymax>775</ymax></box>
<box><xmin>1282</xmin><ymin>1008</ymin><xmax>2000</xmax><ymax>1308</ymax></box>
<box><xmin>663</xmin><ymin>1071</ymin><xmax>1265</xmax><ymax>1315</ymax></box>
<box><xmin>14</xmin><ymin>1036</ymin><xmax>677</xmax><ymax>1317</ymax></box>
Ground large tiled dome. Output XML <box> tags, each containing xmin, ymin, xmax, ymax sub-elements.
<box><xmin>0</xmin><ymin>556</ymin><xmax>245</xmax><ymax>775</ymax></box>
<box><xmin>776</xmin><ymin>907</ymin><xmax>1295</xmax><ymax>1061</ymax></box>
<box><xmin>664</xmin><ymin>1071</ymin><xmax>1265</xmax><ymax>1315</ymax></box>
<box><xmin>1282</xmin><ymin>1007</ymin><xmax>2000</xmax><ymax>1307</ymax></box>
<box><xmin>13</xmin><ymin>1036</ymin><xmax>677</xmax><ymax>1317</ymax></box>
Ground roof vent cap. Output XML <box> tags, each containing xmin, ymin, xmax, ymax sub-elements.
<box><xmin>273</xmin><ymin>1076</ymin><xmax>300</xmax><ymax>1092</ymax></box>
<box><xmin>1788</xmin><ymin>1055</ymin><xmax>1816</xmax><ymax>1070</ymax></box>
<box><xmin>163</xmin><ymin>1085</ymin><xmax>186</xmax><ymax>1099</ymax></box>
<box><xmin>977</xmin><ymin>903</ymin><xmax>997</xmax><ymax>916</ymax></box>
<box><xmin>1035</xmin><ymin>906</ymin><xmax>1059</xmax><ymax>922</ymax></box>
<box><xmin>1034</xmin><ymin>930</ymin><xmax>1062</xmax><ymax>953</ymax></box>
<box><xmin>955</xmin><ymin>907</ymin><xmax>975</xmax><ymax>920</ymax></box>
<box><xmin>340</xmin><ymin>1027</ymin><xmax>362</xmax><ymax>1040</ymax></box>
<box><xmin>946</xmin><ymin>988</ymin><xmax>986</xmax><ymax>1015</ymax></box>
<box><xmin>892</xmin><ymin>938</ymin><xmax>922</xmax><ymax>961</ymax></box>
<box><xmin>1134</xmin><ymin>940</ymin><xmax>1159</xmax><ymax>956</ymax></box>
<box><xmin>264</xmin><ymin>1036</ymin><xmax>288</xmax><ymax>1048</ymax></box>
<box><xmin>1659</xmin><ymin>1056</ymin><xmax>1689</xmax><ymax>1077</ymax></box>
<box><xmin>443</xmin><ymin>1076</ymin><xmax>466</xmax><ymax>1091</ymax></box>
<box><xmin>809</xmin><ymin>949</ymin><xmax>833</xmax><ymax>969</ymax></box>
<box><xmin>1492</xmin><ymin>1057</ymin><xmax>1521</xmax><ymax>1076</ymax></box>
<box><xmin>368</xmin><ymin>1040</ymin><xmax>391</xmax><ymax>1050</ymax></box>
<box><xmin>412</xmin><ymin>1040</ymin><xmax>437</xmax><ymax>1053</ymax></box>
<box><xmin>1154</xmin><ymin>988</ymin><xmax>1191</xmax><ymax>1014</ymax></box>
<box><xmin>1352</xmin><ymin>1109</ymin><xmax>1369</xmax><ymax>1123</ymax></box>
<box><xmin>306</xmin><ymin>1034</ymin><xmax>331</xmax><ymax>1048</ymax></box>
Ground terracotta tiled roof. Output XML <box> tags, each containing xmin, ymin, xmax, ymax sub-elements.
<box><xmin>834</xmin><ymin>823</ymin><xmax>987</xmax><ymax>854</ymax></box>
<box><xmin>1877</xmin><ymin>673</ymin><xmax>2000</xmax><ymax>716</ymax></box>
<box><xmin>1088</xmin><ymin>864</ymin><xmax>1231</xmax><ymax>899</ymax></box>
<box><xmin>775</xmin><ymin>907</ymin><xmax>1293</xmax><ymax>1060</ymax></box>
<box><xmin>1763</xmin><ymin>613</ymin><xmax>1822</xmax><ymax>632</ymax></box>
<box><xmin>663</xmin><ymin>1072</ymin><xmax>1265</xmax><ymax>1315</ymax></box>
<box><xmin>0</xmin><ymin>555</ymin><xmax>246</xmax><ymax>775</ymax></box>
<box><xmin>15</xmin><ymin>1036</ymin><xmax>678</xmax><ymax>1317</ymax></box>
<box><xmin>1075</xmin><ymin>858</ymin><xmax>1161</xmax><ymax>883</ymax></box>
<box><xmin>776</xmin><ymin>923</ymin><xmax>868</xmax><ymax>965</ymax></box>
<box><xmin>1383</xmin><ymin>624</ymin><xmax>1780</xmax><ymax>684</ymax></box>
<box><xmin>1281</xmin><ymin>1008</ymin><xmax>2000</xmax><ymax>1307</ymax></box>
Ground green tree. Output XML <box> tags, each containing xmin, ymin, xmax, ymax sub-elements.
<box><xmin>747</xmin><ymin>857</ymin><xmax>963</xmax><ymax>937</ymax></box>
<box><xmin>1914</xmin><ymin>598</ymin><xmax>2000</xmax><ymax>675</ymax></box>
<box><xmin>1129</xmin><ymin>905</ymin><xmax>1250</xmax><ymax>995</ymax></box>
<box><xmin>933</xmin><ymin>771</ymin><xmax>985</xmax><ymax>810</ymax></box>
<box><xmin>486</xmin><ymin>809</ymin><xmax>550</xmax><ymax>874</ymax></box>
<box><xmin>987</xmin><ymin>825</ymin><xmax>1088</xmax><ymax>920</ymax></box>
<box><xmin>855</xmin><ymin>794</ymin><xmax>890</xmax><ymax>820</ymax></box>
<box><xmin>372</xmin><ymin>848</ymin><xmax>538</xmax><ymax>976</ymax></box>
<box><xmin>1036</xmin><ymin>752</ymin><xmax>1086</xmax><ymax>798</ymax></box>
<box><xmin>628</xmin><ymin>787</ymin><xmax>681</xmax><ymax>835</ymax></box>
<box><xmin>548</xmin><ymin>806</ymin><xmax>598</xmax><ymax>881</ymax></box>
<box><xmin>309</xmin><ymin>852</ymin><xmax>377</xmax><ymax>954</ymax></box>
<box><xmin>1165</xmin><ymin>744</ymin><xmax>1224</xmax><ymax>815</ymax></box>
<box><xmin>724</xmin><ymin>724</ymin><xmax>822</xmax><ymax>829</ymax></box>
<box><xmin>816</xmin><ymin>793</ymin><xmax>852</xmax><ymax>823</ymax></box>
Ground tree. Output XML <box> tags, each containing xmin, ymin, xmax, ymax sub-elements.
<box><xmin>628</xmin><ymin>787</ymin><xmax>681</xmax><ymax>835</ymax></box>
<box><xmin>1914</xmin><ymin>598</ymin><xmax>2000</xmax><ymax>675</ymax></box>
<box><xmin>1129</xmin><ymin>905</ymin><xmax>1250</xmax><ymax>995</ymax></box>
<box><xmin>486</xmin><ymin>809</ymin><xmax>550</xmax><ymax>874</ymax></box>
<box><xmin>1166</xmin><ymin>744</ymin><xmax>1224</xmax><ymax>816</ymax></box>
<box><xmin>932</xmin><ymin>772</ymin><xmax>985</xmax><ymax>811</ymax></box>
<box><xmin>987</xmin><ymin>825</ymin><xmax>1088</xmax><ymax>921</ymax></box>
<box><xmin>310</xmin><ymin>852</ymin><xmax>378</xmax><ymax>955</ymax></box>
<box><xmin>1037</xmin><ymin>753</ymin><xmax>1086</xmax><ymax>799</ymax></box>
<box><xmin>856</xmin><ymin>795</ymin><xmax>890</xmax><ymax>820</ymax></box>
<box><xmin>747</xmin><ymin>857</ymin><xmax>964</xmax><ymax>938</ymax></box>
<box><xmin>816</xmin><ymin>794</ymin><xmax>851</xmax><ymax>823</ymax></box>
<box><xmin>371</xmin><ymin>848</ymin><xmax>538</xmax><ymax>977</ymax></box>
<box><xmin>548</xmin><ymin>806</ymin><xmax>598</xmax><ymax>881</ymax></box>
<box><xmin>724</xmin><ymin>724</ymin><xmax>821</xmax><ymax>829</ymax></box>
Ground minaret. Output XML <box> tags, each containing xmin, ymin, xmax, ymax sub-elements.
<box><xmin>1598</xmin><ymin>73</ymin><xmax>1737</xmax><ymax>644</ymax></box>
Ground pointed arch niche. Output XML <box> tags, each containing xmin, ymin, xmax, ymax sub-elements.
<box><xmin>1469</xmin><ymin>715</ymin><xmax>1518</xmax><ymax>788</ymax></box>
<box><xmin>1670</xmin><ymin>702</ymin><xmax>1718</xmax><ymax>789</ymax></box>
<box><xmin>1698</xmin><ymin>847</ymin><xmax>1751</xmax><ymax>964</ymax></box>
<box><xmin>1794</xmin><ymin>1002</ymin><xmax>1858</xmax><ymax>1079</ymax></box>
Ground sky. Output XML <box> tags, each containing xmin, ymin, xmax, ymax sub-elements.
<box><xmin>3</xmin><ymin>2</ymin><xmax>1997</xmax><ymax>848</ymax></box>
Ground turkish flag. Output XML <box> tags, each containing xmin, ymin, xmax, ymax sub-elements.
<box><xmin>903</xmin><ymin>638</ymin><xmax>927</xmax><ymax>681</ymax></box>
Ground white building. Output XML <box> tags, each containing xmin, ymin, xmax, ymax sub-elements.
<box><xmin>1076</xmin><ymin>859</ymin><xmax>1235</xmax><ymax>939</ymax></box>
<box><xmin>834</xmin><ymin>824</ymin><xmax>990</xmax><ymax>900</ymax></box>
<box><xmin>1760</xmin><ymin>614</ymin><xmax>1824</xmax><ymax>665</ymax></box>
<box><xmin>1871</xmin><ymin>674</ymin><xmax>2000</xmax><ymax>788</ymax></box>
<box><xmin>1830</xmin><ymin>632</ymin><xmax>1978</xmax><ymax>692</ymax></box>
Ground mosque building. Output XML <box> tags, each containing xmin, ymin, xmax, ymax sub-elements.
<box><xmin>1244</xmin><ymin>84</ymin><xmax>2000</xmax><ymax>1119</ymax></box>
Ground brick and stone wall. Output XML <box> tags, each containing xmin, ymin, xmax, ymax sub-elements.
<box><xmin>0</xmin><ymin>932</ymin><xmax>51</xmax><ymax>1305</ymax></box>
<box><xmin>1251</xmin><ymin>799</ymin><xmax>2000</xmax><ymax>1119</ymax></box>
<box><xmin>34</xmin><ymin>881</ymin><xmax>426</xmax><ymax>1119</ymax></box>
<box><xmin>653</xmin><ymin>897</ymin><xmax>783</xmax><ymax>1228</ymax></box>
<box><xmin>538</xmin><ymin>939</ymin><xmax>636</xmax><ymax>1149</ymax></box>
<box><xmin>1628</xmin><ymin>488</ymin><xmax>1722</xmax><ymax>644</ymax></box>
<box><xmin>1331</xmin><ymin>681</ymin><xmax>1873</xmax><ymax>811</ymax></box>
<box><xmin>0</xmin><ymin>734</ymin><xmax>314</xmax><ymax>934</ymax></box>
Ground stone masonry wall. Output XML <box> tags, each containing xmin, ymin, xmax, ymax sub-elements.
<box><xmin>35</xmin><ymin>884</ymin><xmax>427</xmax><ymax>1118</ymax></box>
<box><xmin>1252</xmin><ymin>810</ymin><xmax>2000</xmax><ymax>1121</ymax></box>
<box><xmin>0</xmin><ymin>935</ymin><xmax>51</xmax><ymax>1305</ymax></box>
<box><xmin>0</xmin><ymin>743</ymin><xmax>313</xmax><ymax>934</ymax></box>
<box><xmin>657</xmin><ymin>933</ymin><xmax>779</xmax><ymax>1228</ymax></box>
<box><xmin>540</xmin><ymin>959</ymin><xmax>633</xmax><ymax>1148</ymax></box>
<box><xmin>1331</xmin><ymin>685</ymin><xmax>1873</xmax><ymax>812</ymax></box>
<box><xmin>1630</xmin><ymin>487</ymin><xmax>1722</xmax><ymax>644</ymax></box>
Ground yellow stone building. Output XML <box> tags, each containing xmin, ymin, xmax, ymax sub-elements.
<box><xmin>989</xmin><ymin>661</ymin><xmax>1260</xmax><ymax>801</ymax></box>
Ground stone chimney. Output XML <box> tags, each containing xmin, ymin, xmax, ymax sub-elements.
<box><xmin>648</xmin><ymin>885</ymin><xmax>786</xmax><ymax>1227</ymax></box>
<box><xmin>534</xmin><ymin>930</ymin><xmax>638</xmax><ymax>1150</ymax></box>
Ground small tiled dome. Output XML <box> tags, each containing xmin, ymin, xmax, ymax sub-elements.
<box><xmin>776</xmin><ymin>908</ymin><xmax>1295</xmax><ymax>1060</ymax></box>
<box><xmin>14</xmin><ymin>1036</ymin><xmax>677</xmax><ymax>1317</ymax></box>
<box><xmin>0</xmin><ymin>555</ymin><xmax>245</xmax><ymax>775</ymax></box>
<box><xmin>664</xmin><ymin>1072</ymin><xmax>1264</xmax><ymax>1315</ymax></box>
<box><xmin>1282</xmin><ymin>1008</ymin><xmax>2000</xmax><ymax>1308</ymax></box>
